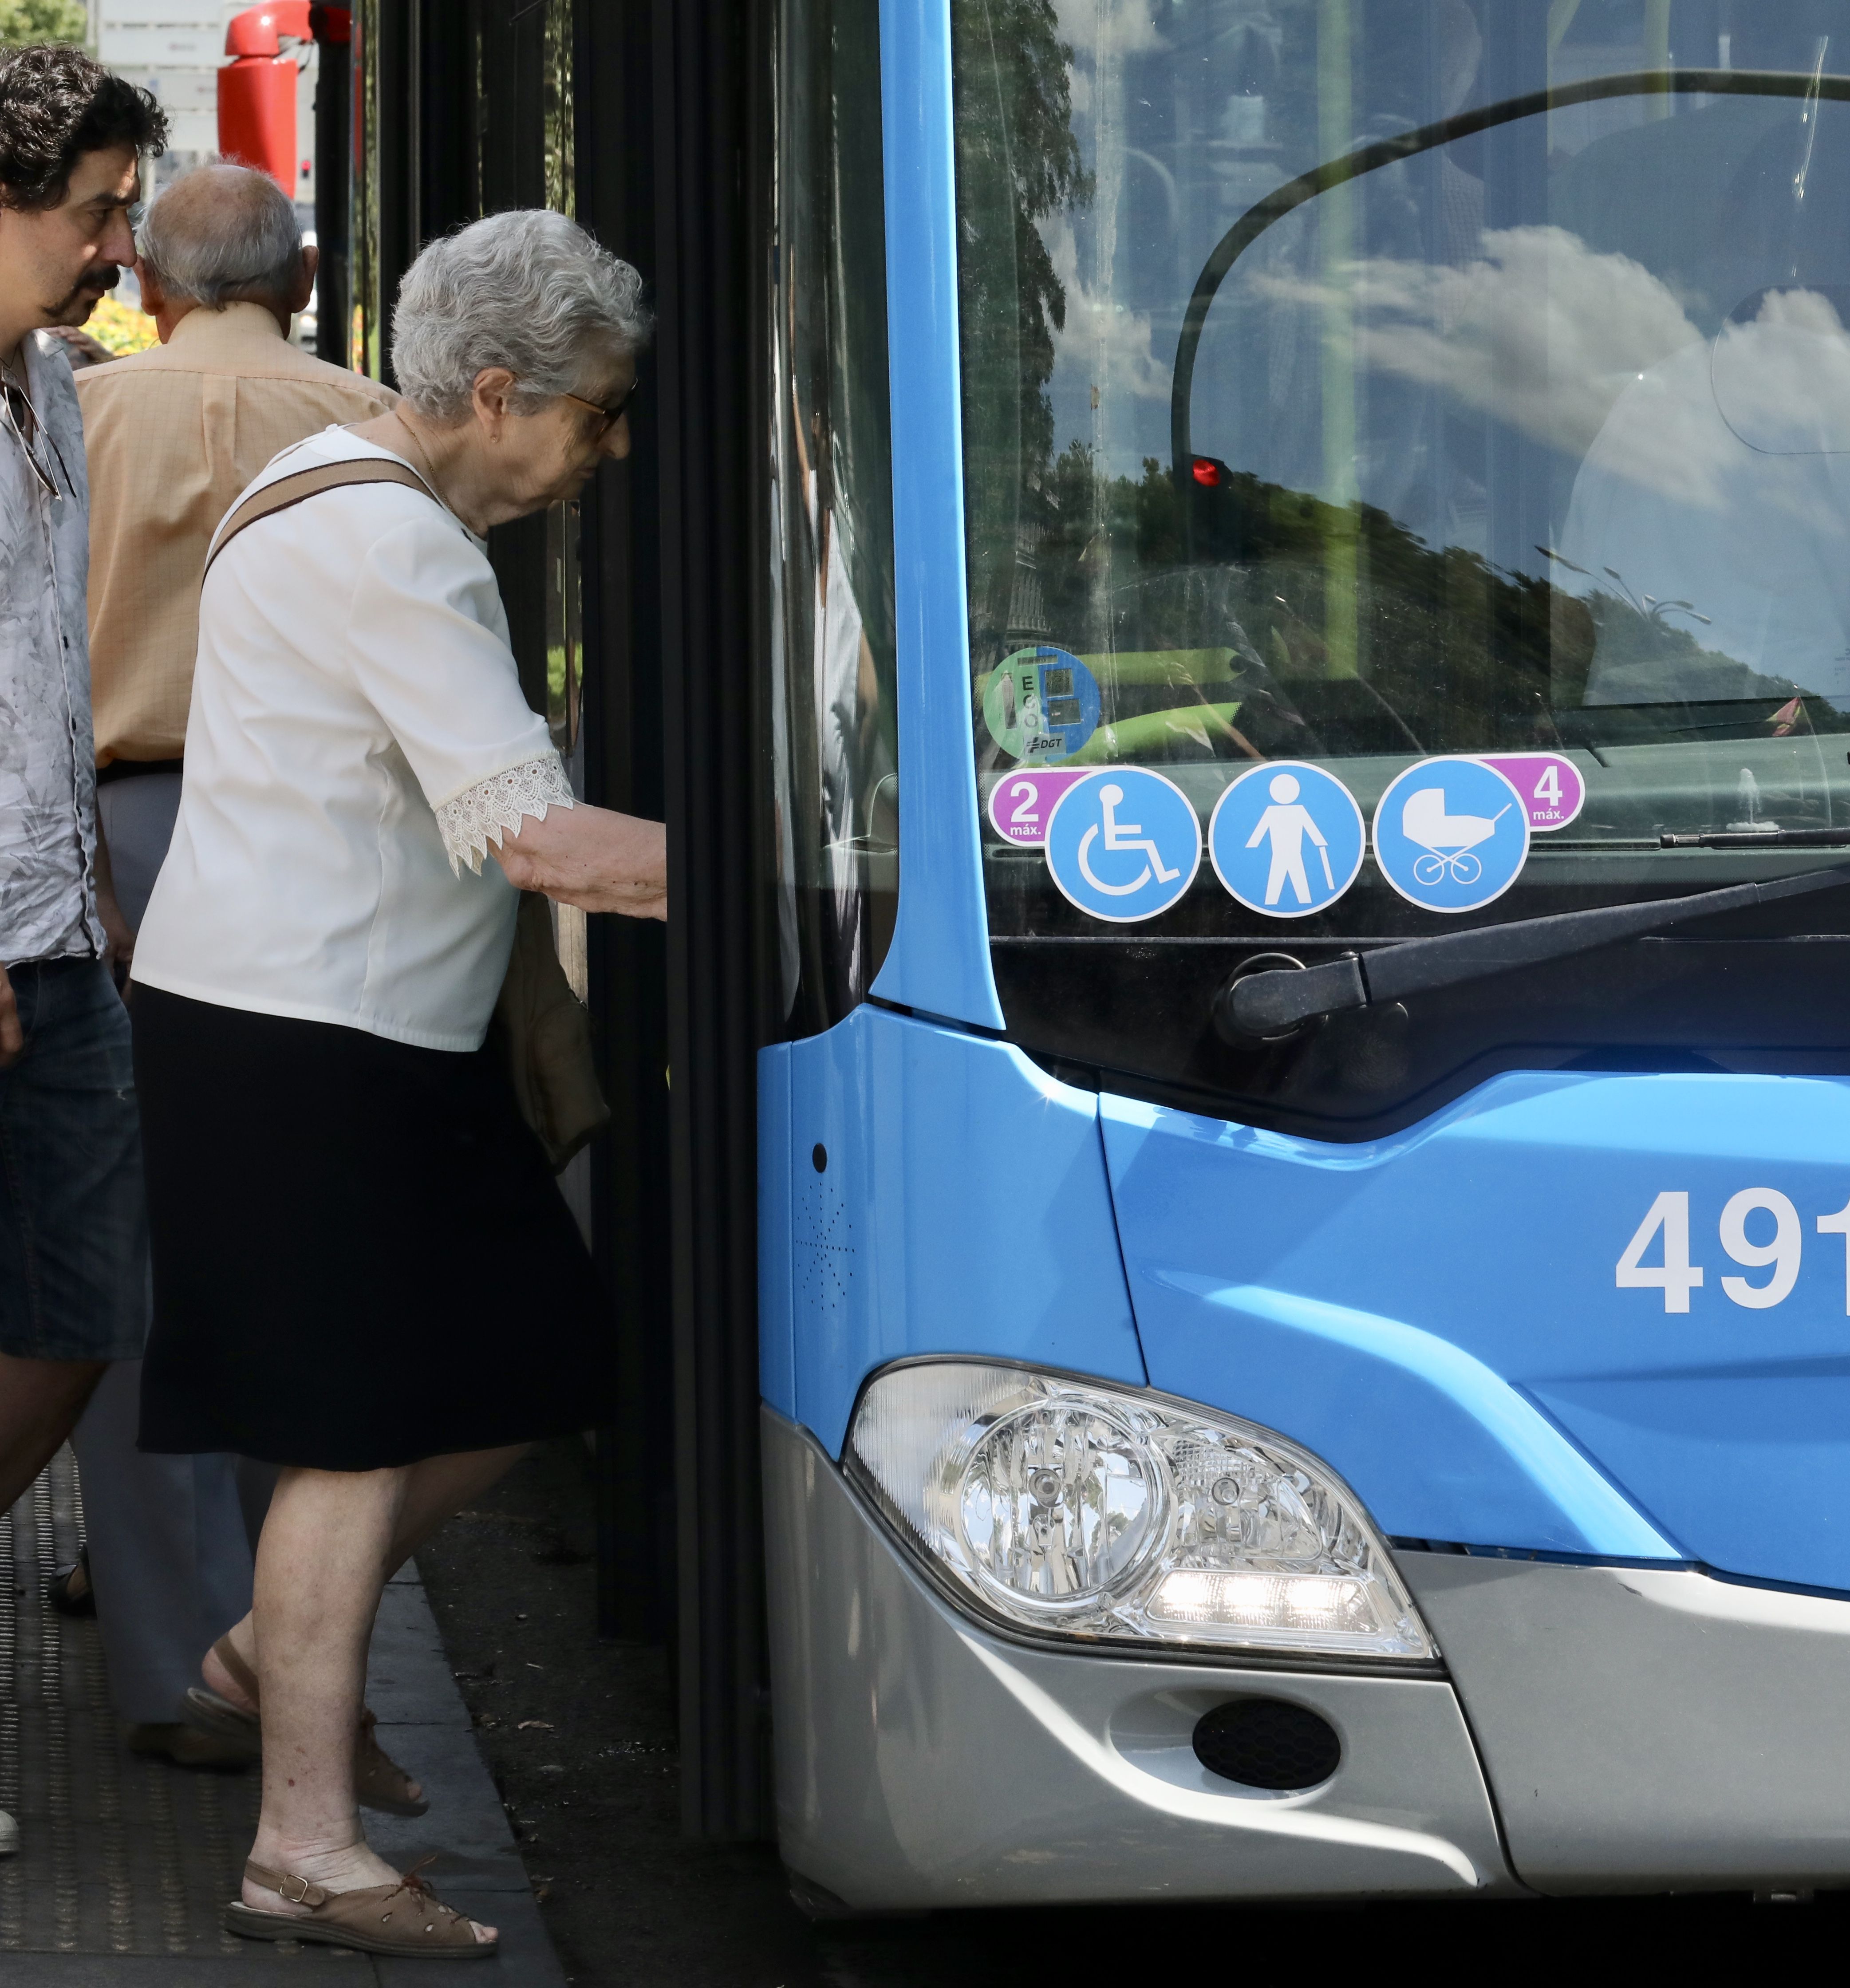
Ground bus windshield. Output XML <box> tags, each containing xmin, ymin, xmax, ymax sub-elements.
<box><xmin>952</xmin><ymin>0</ymin><xmax>1850</xmax><ymax>1135</ymax></box>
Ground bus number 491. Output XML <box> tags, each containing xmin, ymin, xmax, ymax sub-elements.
<box><xmin>1616</xmin><ymin>1189</ymin><xmax>1850</xmax><ymax>1314</ymax></box>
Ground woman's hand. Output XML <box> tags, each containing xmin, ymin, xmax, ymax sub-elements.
<box><xmin>492</xmin><ymin>803</ymin><xmax>667</xmax><ymax>919</ymax></box>
<box><xmin>43</xmin><ymin>324</ymin><xmax>115</xmax><ymax>369</ymax></box>
<box><xmin>92</xmin><ymin>827</ymin><xmax>136</xmax><ymax>984</ymax></box>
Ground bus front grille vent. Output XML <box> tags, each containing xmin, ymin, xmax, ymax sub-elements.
<box><xmin>1191</xmin><ymin>1699</ymin><xmax>1341</xmax><ymax>1792</ymax></box>
<box><xmin>796</xmin><ymin>1179</ymin><xmax>855</xmax><ymax>1315</ymax></box>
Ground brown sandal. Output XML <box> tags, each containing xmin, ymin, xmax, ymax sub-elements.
<box><xmin>186</xmin><ymin>1635</ymin><xmax>430</xmax><ymax>1818</ymax></box>
<box><xmin>225</xmin><ymin>1857</ymin><xmax>495</xmax><ymax>1958</ymax></box>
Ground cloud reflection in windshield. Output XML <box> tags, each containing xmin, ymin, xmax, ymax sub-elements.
<box><xmin>1251</xmin><ymin>226</ymin><xmax>1704</xmax><ymax>469</ymax></box>
<box><xmin>1562</xmin><ymin>288</ymin><xmax>1850</xmax><ymax>704</ymax></box>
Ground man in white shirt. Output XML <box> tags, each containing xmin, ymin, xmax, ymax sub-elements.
<box><xmin>0</xmin><ymin>43</ymin><xmax>167</xmax><ymax>1853</ymax></box>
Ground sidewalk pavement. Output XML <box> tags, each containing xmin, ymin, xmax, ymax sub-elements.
<box><xmin>0</xmin><ymin>1451</ymin><xmax>568</xmax><ymax>1984</ymax></box>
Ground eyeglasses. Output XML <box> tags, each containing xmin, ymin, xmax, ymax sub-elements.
<box><xmin>558</xmin><ymin>378</ymin><xmax>640</xmax><ymax>439</ymax></box>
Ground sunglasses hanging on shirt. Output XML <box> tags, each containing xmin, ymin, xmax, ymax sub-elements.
<box><xmin>1</xmin><ymin>374</ymin><xmax>72</xmax><ymax>503</ymax></box>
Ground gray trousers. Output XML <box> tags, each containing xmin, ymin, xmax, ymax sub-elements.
<box><xmin>78</xmin><ymin>772</ymin><xmax>274</xmax><ymax>1724</ymax></box>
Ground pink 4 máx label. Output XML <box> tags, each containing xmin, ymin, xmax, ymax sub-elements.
<box><xmin>1479</xmin><ymin>753</ymin><xmax>1586</xmax><ymax>832</ymax></box>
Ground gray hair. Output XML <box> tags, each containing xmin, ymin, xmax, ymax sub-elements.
<box><xmin>391</xmin><ymin>210</ymin><xmax>651</xmax><ymax>423</ymax></box>
<box><xmin>138</xmin><ymin>162</ymin><xmax>302</xmax><ymax>309</ymax></box>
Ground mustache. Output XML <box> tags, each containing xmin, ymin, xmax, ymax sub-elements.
<box><xmin>53</xmin><ymin>263</ymin><xmax>119</xmax><ymax>312</ymax></box>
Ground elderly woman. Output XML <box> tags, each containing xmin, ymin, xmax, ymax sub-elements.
<box><xmin>129</xmin><ymin>210</ymin><xmax>665</xmax><ymax>1959</ymax></box>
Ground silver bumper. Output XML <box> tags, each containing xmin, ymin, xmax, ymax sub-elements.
<box><xmin>1402</xmin><ymin>1550</ymin><xmax>1850</xmax><ymax>1893</ymax></box>
<box><xmin>761</xmin><ymin>1407</ymin><xmax>1514</xmax><ymax>1909</ymax></box>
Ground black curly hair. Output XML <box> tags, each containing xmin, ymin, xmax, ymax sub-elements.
<box><xmin>0</xmin><ymin>44</ymin><xmax>166</xmax><ymax>213</ymax></box>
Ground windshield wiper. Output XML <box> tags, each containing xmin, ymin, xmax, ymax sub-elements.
<box><xmin>1660</xmin><ymin>828</ymin><xmax>1850</xmax><ymax>848</ymax></box>
<box><xmin>1226</xmin><ymin>868</ymin><xmax>1850</xmax><ymax>1038</ymax></box>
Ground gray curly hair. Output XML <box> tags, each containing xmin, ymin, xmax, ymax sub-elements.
<box><xmin>138</xmin><ymin>162</ymin><xmax>302</xmax><ymax>309</ymax></box>
<box><xmin>391</xmin><ymin>209</ymin><xmax>651</xmax><ymax>423</ymax></box>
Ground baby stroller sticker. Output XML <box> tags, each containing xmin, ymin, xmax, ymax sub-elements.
<box><xmin>1044</xmin><ymin>767</ymin><xmax>1200</xmax><ymax>923</ymax></box>
<box><xmin>1209</xmin><ymin>761</ymin><xmax>1365</xmax><ymax>917</ymax></box>
<box><xmin>1373</xmin><ymin>757</ymin><xmax>1530</xmax><ymax>914</ymax></box>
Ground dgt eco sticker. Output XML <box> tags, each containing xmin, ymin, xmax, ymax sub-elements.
<box><xmin>1209</xmin><ymin>761</ymin><xmax>1365</xmax><ymax>916</ymax></box>
<box><xmin>982</xmin><ymin>647</ymin><xmax>1101</xmax><ymax>764</ymax></box>
<box><xmin>1372</xmin><ymin>757</ymin><xmax>1530</xmax><ymax>915</ymax></box>
<box><xmin>1044</xmin><ymin>768</ymin><xmax>1200</xmax><ymax>923</ymax></box>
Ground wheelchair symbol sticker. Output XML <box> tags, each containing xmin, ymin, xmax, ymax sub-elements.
<box><xmin>1044</xmin><ymin>768</ymin><xmax>1200</xmax><ymax>923</ymax></box>
<box><xmin>1373</xmin><ymin>757</ymin><xmax>1530</xmax><ymax>914</ymax></box>
<box><xmin>1209</xmin><ymin>761</ymin><xmax>1365</xmax><ymax>917</ymax></box>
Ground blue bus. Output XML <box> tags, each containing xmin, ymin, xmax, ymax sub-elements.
<box><xmin>757</xmin><ymin>0</ymin><xmax>1850</xmax><ymax>1911</ymax></box>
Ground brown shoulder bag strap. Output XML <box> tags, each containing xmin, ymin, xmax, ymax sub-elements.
<box><xmin>202</xmin><ymin>458</ymin><xmax>438</xmax><ymax>581</ymax></box>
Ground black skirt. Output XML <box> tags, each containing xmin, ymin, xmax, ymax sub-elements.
<box><xmin>133</xmin><ymin>985</ymin><xmax>616</xmax><ymax>1471</ymax></box>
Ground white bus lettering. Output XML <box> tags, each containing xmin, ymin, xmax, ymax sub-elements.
<box><xmin>1719</xmin><ymin>1188</ymin><xmax>1801</xmax><ymax>1309</ymax></box>
<box><xmin>1616</xmin><ymin>1191</ymin><xmax>1703</xmax><ymax>1314</ymax></box>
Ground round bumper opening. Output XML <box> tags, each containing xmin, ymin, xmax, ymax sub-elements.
<box><xmin>1192</xmin><ymin>1698</ymin><xmax>1342</xmax><ymax>1791</ymax></box>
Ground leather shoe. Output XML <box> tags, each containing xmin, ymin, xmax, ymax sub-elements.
<box><xmin>126</xmin><ymin>1723</ymin><xmax>253</xmax><ymax>1771</ymax></box>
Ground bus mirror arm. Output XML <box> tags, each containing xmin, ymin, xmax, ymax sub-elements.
<box><xmin>1225</xmin><ymin>867</ymin><xmax>1850</xmax><ymax>1037</ymax></box>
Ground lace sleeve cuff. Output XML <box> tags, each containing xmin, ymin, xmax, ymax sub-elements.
<box><xmin>434</xmin><ymin>751</ymin><xmax>575</xmax><ymax>876</ymax></box>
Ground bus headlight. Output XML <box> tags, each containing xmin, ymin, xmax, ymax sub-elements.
<box><xmin>959</xmin><ymin>1397</ymin><xmax>1164</xmax><ymax>1611</ymax></box>
<box><xmin>846</xmin><ymin>1361</ymin><xmax>1435</xmax><ymax>1661</ymax></box>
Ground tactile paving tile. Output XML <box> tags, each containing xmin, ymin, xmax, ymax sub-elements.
<box><xmin>0</xmin><ymin>1451</ymin><xmax>259</xmax><ymax>1959</ymax></box>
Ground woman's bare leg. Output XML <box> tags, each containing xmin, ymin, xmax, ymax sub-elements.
<box><xmin>381</xmin><ymin>1444</ymin><xmax>531</xmax><ymax>1578</ymax></box>
<box><xmin>238</xmin><ymin>1461</ymin><xmax>495</xmax><ymax>1941</ymax></box>
<box><xmin>204</xmin><ymin>1445</ymin><xmax>527</xmax><ymax>1803</ymax></box>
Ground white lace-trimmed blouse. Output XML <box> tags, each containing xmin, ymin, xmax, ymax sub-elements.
<box><xmin>133</xmin><ymin>428</ymin><xmax>572</xmax><ymax>1052</ymax></box>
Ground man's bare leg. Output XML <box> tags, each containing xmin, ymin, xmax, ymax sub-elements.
<box><xmin>237</xmin><ymin>1462</ymin><xmax>495</xmax><ymax>1941</ymax></box>
<box><xmin>0</xmin><ymin>1353</ymin><xmax>106</xmax><ymax>1514</ymax></box>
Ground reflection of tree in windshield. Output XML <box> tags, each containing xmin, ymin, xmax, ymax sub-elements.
<box><xmin>953</xmin><ymin>0</ymin><xmax>1090</xmax><ymax>664</ymax></box>
<box><xmin>1018</xmin><ymin>442</ymin><xmax>1817</xmax><ymax>766</ymax></box>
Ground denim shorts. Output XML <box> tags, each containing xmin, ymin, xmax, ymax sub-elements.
<box><xmin>0</xmin><ymin>958</ymin><xmax>146</xmax><ymax>1361</ymax></box>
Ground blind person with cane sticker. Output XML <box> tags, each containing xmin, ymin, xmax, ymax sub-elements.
<box><xmin>1208</xmin><ymin>761</ymin><xmax>1367</xmax><ymax>919</ymax></box>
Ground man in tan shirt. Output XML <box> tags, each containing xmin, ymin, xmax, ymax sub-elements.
<box><xmin>81</xmin><ymin>162</ymin><xmax>395</xmax><ymax>938</ymax></box>
<box><xmin>70</xmin><ymin>162</ymin><xmax>394</xmax><ymax>1764</ymax></box>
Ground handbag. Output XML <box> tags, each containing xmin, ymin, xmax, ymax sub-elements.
<box><xmin>492</xmin><ymin>890</ymin><xmax>611</xmax><ymax>1172</ymax></box>
<box><xmin>206</xmin><ymin>458</ymin><xmax>611</xmax><ymax>1172</ymax></box>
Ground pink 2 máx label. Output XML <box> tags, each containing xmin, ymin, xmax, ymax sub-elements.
<box><xmin>988</xmin><ymin>768</ymin><xmax>1092</xmax><ymax>846</ymax></box>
